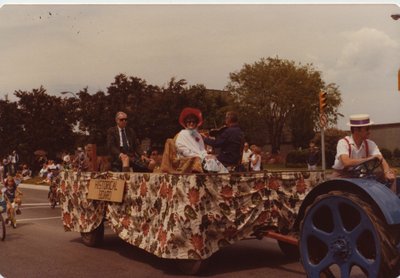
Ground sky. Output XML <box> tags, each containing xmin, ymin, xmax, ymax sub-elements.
<box><xmin>0</xmin><ymin>2</ymin><xmax>399</xmax><ymax>129</ymax></box>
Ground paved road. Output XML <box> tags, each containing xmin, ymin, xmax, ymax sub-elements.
<box><xmin>0</xmin><ymin>184</ymin><xmax>309</xmax><ymax>278</ymax></box>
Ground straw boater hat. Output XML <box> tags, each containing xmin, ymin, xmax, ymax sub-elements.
<box><xmin>178</xmin><ymin>107</ymin><xmax>203</xmax><ymax>128</ymax></box>
<box><xmin>346</xmin><ymin>114</ymin><xmax>374</xmax><ymax>127</ymax></box>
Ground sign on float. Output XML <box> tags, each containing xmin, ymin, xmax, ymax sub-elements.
<box><xmin>87</xmin><ymin>179</ymin><xmax>125</xmax><ymax>202</ymax></box>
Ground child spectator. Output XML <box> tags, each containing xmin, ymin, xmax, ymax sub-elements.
<box><xmin>250</xmin><ymin>145</ymin><xmax>262</xmax><ymax>171</ymax></box>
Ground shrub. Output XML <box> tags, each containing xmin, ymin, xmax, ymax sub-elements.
<box><xmin>285</xmin><ymin>149</ymin><xmax>308</xmax><ymax>168</ymax></box>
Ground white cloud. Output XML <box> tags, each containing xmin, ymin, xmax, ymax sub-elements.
<box><xmin>1</xmin><ymin>4</ymin><xmax>400</xmax><ymax>127</ymax></box>
<box><xmin>336</xmin><ymin>28</ymin><xmax>399</xmax><ymax>71</ymax></box>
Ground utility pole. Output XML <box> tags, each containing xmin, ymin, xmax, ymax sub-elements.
<box><xmin>319</xmin><ymin>91</ymin><xmax>328</xmax><ymax>171</ymax></box>
<box><xmin>392</xmin><ymin>15</ymin><xmax>400</xmax><ymax>92</ymax></box>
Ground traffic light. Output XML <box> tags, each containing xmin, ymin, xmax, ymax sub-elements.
<box><xmin>319</xmin><ymin>91</ymin><xmax>327</xmax><ymax>113</ymax></box>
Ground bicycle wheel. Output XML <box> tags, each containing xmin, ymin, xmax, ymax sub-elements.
<box><xmin>0</xmin><ymin>213</ymin><xmax>6</xmax><ymax>241</ymax></box>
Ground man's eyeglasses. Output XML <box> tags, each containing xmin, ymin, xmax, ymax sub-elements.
<box><xmin>185</xmin><ymin>120</ymin><xmax>197</xmax><ymax>124</ymax></box>
<box><xmin>119</xmin><ymin>118</ymin><xmax>128</xmax><ymax>122</ymax></box>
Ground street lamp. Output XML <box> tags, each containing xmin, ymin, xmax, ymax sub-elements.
<box><xmin>391</xmin><ymin>14</ymin><xmax>400</xmax><ymax>20</ymax></box>
<box><xmin>60</xmin><ymin>91</ymin><xmax>77</xmax><ymax>98</ymax></box>
<box><xmin>392</xmin><ymin>14</ymin><xmax>400</xmax><ymax>90</ymax></box>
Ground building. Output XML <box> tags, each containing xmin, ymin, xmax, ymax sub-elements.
<box><xmin>369</xmin><ymin>122</ymin><xmax>400</xmax><ymax>152</ymax></box>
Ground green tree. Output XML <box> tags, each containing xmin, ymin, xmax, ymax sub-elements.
<box><xmin>0</xmin><ymin>100</ymin><xmax>23</xmax><ymax>158</ymax></box>
<box><xmin>227</xmin><ymin>57</ymin><xmax>342</xmax><ymax>153</ymax></box>
<box><xmin>15</xmin><ymin>86</ymin><xmax>77</xmax><ymax>161</ymax></box>
<box><xmin>74</xmin><ymin>88</ymin><xmax>110</xmax><ymax>153</ymax></box>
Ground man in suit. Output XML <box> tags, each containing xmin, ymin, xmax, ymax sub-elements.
<box><xmin>107</xmin><ymin>111</ymin><xmax>147</xmax><ymax>172</ymax></box>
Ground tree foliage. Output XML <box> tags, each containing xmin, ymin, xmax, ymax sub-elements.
<box><xmin>0</xmin><ymin>100</ymin><xmax>23</xmax><ymax>157</ymax></box>
<box><xmin>0</xmin><ymin>58</ymin><xmax>343</xmax><ymax>166</ymax></box>
<box><xmin>227</xmin><ymin>57</ymin><xmax>342</xmax><ymax>152</ymax></box>
<box><xmin>14</xmin><ymin>86</ymin><xmax>77</xmax><ymax>163</ymax></box>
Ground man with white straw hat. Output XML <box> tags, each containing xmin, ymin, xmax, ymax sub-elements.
<box><xmin>332</xmin><ymin>114</ymin><xmax>396</xmax><ymax>192</ymax></box>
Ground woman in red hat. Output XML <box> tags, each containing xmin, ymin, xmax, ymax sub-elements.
<box><xmin>175</xmin><ymin>107</ymin><xmax>227</xmax><ymax>173</ymax></box>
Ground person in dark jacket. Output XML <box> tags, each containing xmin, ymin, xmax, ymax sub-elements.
<box><xmin>203</xmin><ymin>111</ymin><xmax>244</xmax><ymax>171</ymax></box>
<box><xmin>107</xmin><ymin>111</ymin><xmax>147</xmax><ymax>172</ymax></box>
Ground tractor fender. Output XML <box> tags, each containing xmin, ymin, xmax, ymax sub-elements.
<box><xmin>295</xmin><ymin>178</ymin><xmax>400</xmax><ymax>230</ymax></box>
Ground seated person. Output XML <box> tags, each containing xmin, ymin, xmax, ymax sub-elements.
<box><xmin>39</xmin><ymin>163</ymin><xmax>48</xmax><ymax>178</ymax></box>
<box><xmin>174</xmin><ymin>107</ymin><xmax>227</xmax><ymax>173</ymax></box>
<box><xmin>332</xmin><ymin>114</ymin><xmax>396</xmax><ymax>191</ymax></box>
<box><xmin>140</xmin><ymin>149</ymin><xmax>160</xmax><ymax>172</ymax></box>
<box><xmin>21</xmin><ymin>164</ymin><xmax>32</xmax><ymax>180</ymax></box>
<box><xmin>203</xmin><ymin>111</ymin><xmax>245</xmax><ymax>171</ymax></box>
<box><xmin>107</xmin><ymin>111</ymin><xmax>150</xmax><ymax>172</ymax></box>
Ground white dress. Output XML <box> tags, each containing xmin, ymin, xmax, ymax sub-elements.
<box><xmin>250</xmin><ymin>154</ymin><xmax>261</xmax><ymax>171</ymax></box>
<box><xmin>175</xmin><ymin>129</ymin><xmax>228</xmax><ymax>173</ymax></box>
<box><xmin>175</xmin><ymin>129</ymin><xmax>208</xmax><ymax>159</ymax></box>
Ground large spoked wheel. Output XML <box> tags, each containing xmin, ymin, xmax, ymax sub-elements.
<box><xmin>300</xmin><ymin>191</ymin><xmax>399</xmax><ymax>277</ymax></box>
<box><xmin>0</xmin><ymin>213</ymin><xmax>5</xmax><ymax>241</ymax></box>
<box><xmin>80</xmin><ymin>221</ymin><xmax>104</xmax><ymax>247</ymax></box>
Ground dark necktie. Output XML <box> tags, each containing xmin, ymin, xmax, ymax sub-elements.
<box><xmin>121</xmin><ymin>129</ymin><xmax>129</xmax><ymax>153</ymax></box>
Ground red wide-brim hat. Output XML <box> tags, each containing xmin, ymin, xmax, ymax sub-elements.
<box><xmin>179</xmin><ymin>107</ymin><xmax>203</xmax><ymax>128</ymax></box>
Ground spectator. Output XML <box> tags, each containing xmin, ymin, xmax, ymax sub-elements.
<box><xmin>250</xmin><ymin>145</ymin><xmax>262</xmax><ymax>171</ymax></box>
<box><xmin>9</xmin><ymin>150</ymin><xmax>19</xmax><ymax>176</ymax></box>
<box><xmin>241</xmin><ymin>142</ymin><xmax>252</xmax><ymax>171</ymax></box>
<box><xmin>21</xmin><ymin>164</ymin><xmax>32</xmax><ymax>180</ymax></box>
<box><xmin>35</xmin><ymin>154</ymin><xmax>47</xmax><ymax>176</ymax></box>
<box><xmin>3</xmin><ymin>156</ymin><xmax>10</xmax><ymax>177</ymax></box>
<box><xmin>307</xmin><ymin>141</ymin><xmax>320</xmax><ymax>170</ymax></box>
<box><xmin>39</xmin><ymin>163</ymin><xmax>48</xmax><ymax>178</ymax></box>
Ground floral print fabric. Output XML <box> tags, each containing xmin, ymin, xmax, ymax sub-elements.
<box><xmin>59</xmin><ymin>170</ymin><xmax>324</xmax><ymax>259</ymax></box>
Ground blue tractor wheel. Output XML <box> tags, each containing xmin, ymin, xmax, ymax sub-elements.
<box><xmin>300</xmin><ymin>191</ymin><xmax>399</xmax><ymax>277</ymax></box>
